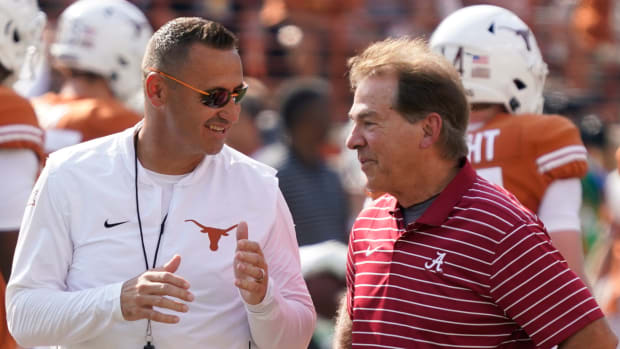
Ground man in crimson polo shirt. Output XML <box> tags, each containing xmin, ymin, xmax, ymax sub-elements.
<box><xmin>332</xmin><ymin>37</ymin><xmax>617</xmax><ymax>348</ymax></box>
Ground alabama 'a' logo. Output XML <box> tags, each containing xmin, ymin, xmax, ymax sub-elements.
<box><xmin>424</xmin><ymin>251</ymin><xmax>446</xmax><ymax>273</ymax></box>
<box><xmin>185</xmin><ymin>219</ymin><xmax>238</xmax><ymax>251</ymax></box>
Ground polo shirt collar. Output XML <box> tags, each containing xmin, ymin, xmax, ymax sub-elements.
<box><xmin>389</xmin><ymin>158</ymin><xmax>477</xmax><ymax>227</ymax></box>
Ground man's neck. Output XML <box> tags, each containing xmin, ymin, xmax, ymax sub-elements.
<box><xmin>136</xmin><ymin>126</ymin><xmax>204</xmax><ymax>175</ymax></box>
<box><xmin>60</xmin><ymin>78</ymin><xmax>115</xmax><ymax>100</ymax></box>
<box><xmin>469</xmin><ymin>104</ymin><xmax>505</xmax><ymax>124</ymax></box>
<box><xmin>394</xmin><ymin>157</ymin><xmax>460</xmax><ymax>207</ymax></box>
<box><xmin>1</xmin><ymin>75</ymin><xmax>16</xmax><ymax>87</ymax></box>
<box><xmin>290</xmin><ymin>144</ymin><xmax>322</xmax><ymax>168</ymax></box>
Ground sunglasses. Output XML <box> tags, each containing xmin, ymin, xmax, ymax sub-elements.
<box><xmin>148</xmin><ymin>68</ymin><xmax>248</xmax><ymax>108</ymax></box>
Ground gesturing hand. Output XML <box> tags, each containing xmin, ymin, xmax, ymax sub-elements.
<box><xmin>234</xmin><ymin>221</ymin><xmax>268</xmax><ymax>305</ymax></box>
<box><xmin>120</xmin><ymin>254</ymin><xmax>194</xmax><ymax>323</ymax></box>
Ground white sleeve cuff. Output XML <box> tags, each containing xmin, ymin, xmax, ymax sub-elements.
<box><xmin>109</xmin><ymin>281</ymin><xmax>126</xmax><ymax>322</ymax></box>
<box><xmin>244</xmin><ymin>277</ymin><xmax>276</xmax><ymax>315</ymax></box>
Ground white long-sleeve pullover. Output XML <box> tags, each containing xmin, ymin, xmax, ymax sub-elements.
<box><xmin>6</xmin><ymin>125</ymin><xmax>316</xmax><ymax>348</ymax></box>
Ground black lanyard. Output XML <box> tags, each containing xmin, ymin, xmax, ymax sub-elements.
<box><xmin>134</xmin><ymin>131</ymin><xmax>167</xmax><ymax>349</ymax></box>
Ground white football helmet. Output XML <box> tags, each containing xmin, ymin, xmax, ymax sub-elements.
<box><xmin>430</xmin><ymin>5</ymin><xmax>548</xmax><ymax>114</ymax></box>
<box><xmin>0</xmin><ymin>0</ymin><xmax>46</xmax><ymax>82</ymax></box>
<box><xmin>51</xmin><ymin>0</ymin><xmax>153</xmax><ymax>103</ymax></box>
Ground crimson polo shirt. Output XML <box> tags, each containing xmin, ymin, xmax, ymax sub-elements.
<box><xmin>345</xmin><ymin>160</ymin><xmax>602</xmax><ymax>348</ymax></box>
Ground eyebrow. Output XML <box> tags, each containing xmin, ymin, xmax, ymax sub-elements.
<box><xmin>350</xmin><ymin>109</ymin><xmax>378</xmax><ymax>121</ymax></box>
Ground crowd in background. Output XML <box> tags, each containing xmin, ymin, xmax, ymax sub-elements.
<box><xmin>6</xmin><ymin>0</ymin><xmax>620</xmax><ymax>348</ymax></box>
<box><xmin>27</xmin><ymin>0</ymin><xmax>620</xmax><ymax>236</ymax></box>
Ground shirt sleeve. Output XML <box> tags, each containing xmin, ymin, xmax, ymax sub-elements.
<box><xmin>489</xmin><ymin>223</ymin><xmax>603</xmax><ymax>347</ymax></box>
<box><xmin>528</xmin><ymin>114</ymin><xmax>588</xmax><ymax>183</ymax></box>
<box><xmin>5</xmin><ymin>162</ymin><xmax>125</xmax><ymax>347</ymax></box>
<box><xmin>0</xmin><ymin>90</ymin><xmax>44</xmax><ymax>161</ymax></box>
<box><xmin>243</xmin><ymin>189</ymin><xmax>316</xmax><ymax>348</ymax></box>
<box><xmin>0</xmin><ymin>149</ymin><xmax>39</xmax><ymax>230</ymax></box>
<box><xmin>537</xmin><ymin>178</ymin><xmax>582</xmax><ymax>233</ymax></box>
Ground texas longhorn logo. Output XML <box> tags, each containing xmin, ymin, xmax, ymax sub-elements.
<box><xmin>489</xmin><ymin>22</ymin><xmax>531</xmax><ymax>51</ymax></box>
<box><xmin>185</xmin><ymin>219</ymin><xmax>238</xmax><ymax>251</ymax></box>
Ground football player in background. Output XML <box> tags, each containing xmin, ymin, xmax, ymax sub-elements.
<box><xmin>430</xmin><ymin>5</ymin><xmax>591</xmax><ymax>284</ymax></box>
<box><xmin>0</xmin><ymin>0</ymin><xmax>46</xmax><ymax>347</ymax></box>
<box><xmin>32</xmin><ymin>0</ymin><xmax>152</xmax><ymax>154</ymax></box>
<box><xmin>596</xmin><ymin>151</ymin><xmax>620</xmax><ymax>340</ymax></box>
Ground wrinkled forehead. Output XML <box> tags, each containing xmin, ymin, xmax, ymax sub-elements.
<box><xmin>350</xmin><ymin>74</ymin><xmax>397</xmax><ymax>115</ymax></box>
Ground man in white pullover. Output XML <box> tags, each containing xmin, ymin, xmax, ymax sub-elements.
<box><xmin>6</xmin><ymin>16</ymin><xmax>316</xmax><ymax>349</ymax></box>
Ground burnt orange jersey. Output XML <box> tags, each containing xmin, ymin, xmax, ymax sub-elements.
<box><xmin>33</xmin><ymin>93</ymin><xmax>142</xmax><ymax>144</ymax></box>
<box><xmin>468</xmin><ymin>113</ymin><xmax>587</xmax><ymax>213</ymax></box>
<box><xmin>0</xmin><ymin>86</ymin><xmax>44</xmax><ymax>161</ymax></box>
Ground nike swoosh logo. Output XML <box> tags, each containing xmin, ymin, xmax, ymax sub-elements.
<box><xmin>104</xmin><ymin>219</ymin><xmax>129</xmax><ymax>228</ymax></box>
<box><xmin>365</xmin><ymin>245</ymin><xmax>381</xmax><ymax>257</ymax></box>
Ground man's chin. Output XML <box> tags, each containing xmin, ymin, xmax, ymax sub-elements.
<box><xmin>204</xmin><ymin>143</ymin><xmax>225</xmax><ymax>155</ymax></box>
<box><xmin>365</xmin><ymin>181</ymin><xmax>382</xmax><ymax>194</ymax></box>
<box><xmin>366</xmin><ymin>188</ymin><xmax>386</xmax><ymax>200</ymax></box>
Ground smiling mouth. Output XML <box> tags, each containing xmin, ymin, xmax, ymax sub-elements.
<box><xmin>207</xmin><ymin>124</ymin><xmax>226</xmax><ymax>133</ymax></box>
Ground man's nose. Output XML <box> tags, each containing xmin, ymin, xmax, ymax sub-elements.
<box><xmin>346</xmin><ymin>124</ymin><xmax>363</xmax><ymax>150</ymax></box>
<box><xmin>217</xmin><ymin>102</ymin><xmax>241</xmax><ymax>124</ymax></box>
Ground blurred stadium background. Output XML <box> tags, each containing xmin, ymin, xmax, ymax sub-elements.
<box><xmin>19</xmin><ymin>1</ymin><xmax>620</xmax><ymax>347</ymax></box>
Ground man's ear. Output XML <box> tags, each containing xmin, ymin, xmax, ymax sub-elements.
<box><xmin>145</xmin><ymin>72</ymin><xmax>166</xmax><ymax>107</ymax></box>
<box><xmin>420</xmin><ymin>112</ymin><xmax>442</xmax><ymax>149</ymax></box>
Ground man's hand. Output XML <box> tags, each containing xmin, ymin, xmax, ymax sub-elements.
<box><xmin>120</xmin><ymin>254</ymin><xmax>193</xmax><ymax>323</ymax></box>
<box><xmin>234</xmin><ymin>221</ymin><xmax>268</xmax><ymax>305</ymax></box>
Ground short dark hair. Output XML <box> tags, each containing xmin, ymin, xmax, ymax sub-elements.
<box><xmin>142</xmin><ymin>17</ymin><xmax>238</xmax><ymax>76</ymax></box>
<box><xmin>348</xmin><ymin>37</ymin><xmax>469</xmax><ymax>161</ymax></box>
<box><xmin>278</xmin><ymin>77</ymin><xmax>330</xmax><ymax>131</ymax></box>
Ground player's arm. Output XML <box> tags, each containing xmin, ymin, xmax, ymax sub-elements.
<box><xmin>531</xmin><ymin>115</ymin><xmax>589</xmax><ymax>285</ymax></box>
<box><xmin>333</xmin><ymin>294</ymin><xmax>352</xmax><ymax>349</ymax></box>
<box><xmin>0</xmin><ymin>230</ymin><xmax>18</xmax><ymax>282</ymax></box>
<box><xmin>538</xmin><ymin>178</ymin><xmax>589</xmax><ymax>285</ymax></box>
<box><xmin>558</xmin><ymin>317</ymin><xmax>618</xmax><ymax>348</ymax></box>
<box><xmin>0</xmin><ymin>149</ymin><xmax>39</xmax><ymax>281</ymax></box>
<box><xmin>547</xmin><ymin>228</ymin><xmax>587</xmax><ymax>283</ymax></box>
